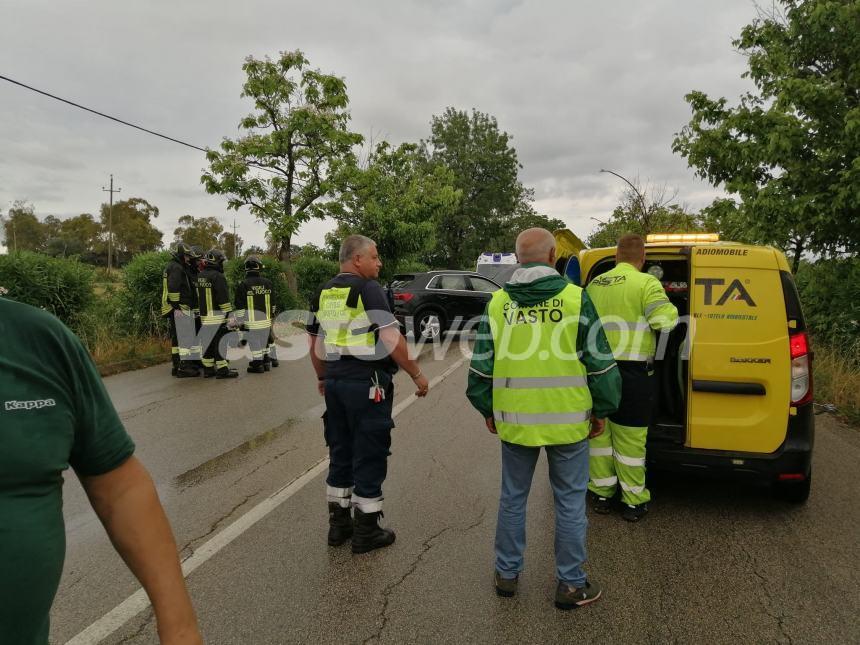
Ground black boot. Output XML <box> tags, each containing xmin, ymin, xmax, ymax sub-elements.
<box><xmin>171</xmin><ymin>354</ymin><xmax>180</xmax><ymax>377</ymax></box>
<box><xmin>263</xmin><ymin>357</ymin><xmax>271</xmax><ymax>372</ymax></box>
<box><xmin>176</xmin><ymin>361</ymin><xmax>200</xmax><ymax>378</ymax></box>
<box><xmin>203</xmin><ymin>366</ymin><xmax>217</xmax><ymax>378</ymax></box>
<box><xmin>216</xmin><ymin>366</ymin><xmax>239</xmax><ymax>379</ymax></box>
<box><xmin>247</xmin><ymin>361</ymin><xmax>265</xmax><ymax>374</ymax></box>
<box><xmin>269</xmin><ymin>349</ymin><xmax>279</xmax><ymax>368</ymax></box>
<box><xmin>328</xmin><ymin>503</ymin><xmax>353</xmax><ymax>546</ymax></box>
<box><xmin>352</xmin><ymin>508</ymin><xmax>396</xmax><ymax>554</ymax></box>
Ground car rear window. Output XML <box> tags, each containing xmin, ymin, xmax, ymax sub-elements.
<box><xmin>390</xmin><ymin>274</ymin><xmax>417</xmax><ymax>289</ymax></box>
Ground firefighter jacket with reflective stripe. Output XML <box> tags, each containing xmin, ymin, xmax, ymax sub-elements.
<box><xmin>315</xmin><ymin>283</ymin><xmax>376</xmax><ymax>357</ymax></box>
<box><xmin>585</xmin><ymin>262</ymin><xmax>678</xmax><ymax>362</ymax></box>
<box><xmin>485</xmin><ymin>281</ymin><xmax>594</xmax><ymax>446</ymax></box>
<box><xmin>196</xmin><ymin>268</ymin><xmax>232</xmax><ymax>325</ymax></box>
<box><xmin>234</xmin><ymin>273</ymin><xmax>274</xmax><ymax>330</ymax></box>
<box><xmin>161</xmin><ymin>259</ymin><xmax>197</xmax><ymax>316</ymax></box>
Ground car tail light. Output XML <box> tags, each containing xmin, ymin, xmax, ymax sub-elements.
<box><xmin>394</xmin><ymin>292</ymin><xmax>413</xmax><ymax>302</ymax></box>
<box><xmin>778</xmin><ymin>473</ymin><xmax>806</xmax><ymax>481</ymax></box>
<box><xmin>789</xmin><ymin>331</ymin><xmax>812</xmax><ymax>405</ymax></box>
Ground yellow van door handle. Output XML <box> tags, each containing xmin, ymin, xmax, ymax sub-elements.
<box><xmin>692</xmin><ymin>380</ymin><xmax>766</xmax><ymax>396</ymax></box>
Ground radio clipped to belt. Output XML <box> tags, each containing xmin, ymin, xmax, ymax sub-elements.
<box><xmin>369</xmin><ymin>371</ymin><xmax>386</xmax><ymax>403</ymax></box>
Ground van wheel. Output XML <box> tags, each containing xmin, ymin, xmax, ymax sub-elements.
<box><xmin>774</xmin><ymin>472</ymin><xmax>811</xmax><ymax>504</ymax></box>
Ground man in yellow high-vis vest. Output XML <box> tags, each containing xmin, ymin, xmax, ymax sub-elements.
<box><xmin>585</xmin><ymin>233</ymin><xmax>678</xmax><ymax>522</ymax></box>
<box><xmin>467</xmin><ymin>228</ymin><xmax>621</xmax><ymax>610</ymax></box>
<box><xmin>307</xmin><ymin>235</ymin><xmax>430</xmax><ymax>554</ymax></box>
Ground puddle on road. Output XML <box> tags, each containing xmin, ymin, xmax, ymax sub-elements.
<box><xmin>174</xmin><ymin>418</ymin><xmax>300</xmax><ymax>488</ymax></box>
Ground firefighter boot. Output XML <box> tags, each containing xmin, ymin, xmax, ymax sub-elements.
<box><xmin>351</xmin><ymin>508</ymin><xmax>396</xmax><ymax>554</ymax></box>
<box><xmin>328</xmin><ymin>503</ymin><xmax>353</xmax><ymax>546</ymax></box>
<box><xmin>216</xmin><ymin>366</ymin><xmax>239</xmax><ymax>379</ymax></box>
<box><xmin>263</xmin><ymin>356</ymin><xmax>271</xmax><ymax>372</ymax></box>
<box><xmin>247</xmin><ymin>360</ymin><xmax>266</xmax><ymax>374</ymax></box>
<box><xmin>176</xmin><ymin>361</ymin><xmax>200</xmax><ymax>378</ymax></box>
<box><xmin>203</xmin><ymin>366</ymin><xmax>217</xmax><ymax>378</ymax></box>
<box><xmin>269</xmin><ymin>347</ymin><xmax>279</xmax><ymax>368</ymax></box>
<box><xmin>171</xmin><ymin>354</ymin><xmax>180</xmax><ymax>377</ymax></box>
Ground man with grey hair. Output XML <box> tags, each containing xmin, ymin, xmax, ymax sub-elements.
<box><xmin>307</xmin><ymin>234</ymin><xmax>430</xmax><ymax>554</ymax></box>
<box><xmin>467</xmin><ymin>228</ymin><xmax>621</xmax><ymax>609</ymax></box>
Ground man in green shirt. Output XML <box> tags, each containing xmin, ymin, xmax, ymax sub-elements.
<box><xmin>0</xmin><ymin>297</ymin><xmax>201</xmax><ymax>644</ymax></box>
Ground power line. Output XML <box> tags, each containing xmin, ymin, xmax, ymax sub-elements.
<box><xmin>0</xmin><ymin>74</ymin><xmax>208</xmax><ymax>152</ymax></box>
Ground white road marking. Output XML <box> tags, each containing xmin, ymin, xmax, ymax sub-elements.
<box><xmin>65</xmin><ymin>355</ymin><xmax>467</xmax><ymax>645</ymax></box>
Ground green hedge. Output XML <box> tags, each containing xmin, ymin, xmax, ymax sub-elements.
<box><xmin>117</xmin><ymin>251</ymin><xmax>172</xmax><ymax>336</ymax></box>
<box><xmin>292</xmin><ymin>255</ymin><xmax>339</xmax><ymax>305</ymax></box>
<box><xmin>225</xmin><ymin>255</ymin><xmax>300</xmax><ymax>313</ymax></box>
<box><xmin>796</xmin><ymin>257</ymin><xmax>859</xmax><ymax>352</ymax></box>
<box><xmin>0</xmin><ymin>251</ymin><xmax>94</xmax><ymax>329</ymax></box>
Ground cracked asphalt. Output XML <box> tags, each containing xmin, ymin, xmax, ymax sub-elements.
<box><xmin>51</xmin><ymin>337</ymin><xmax>860</xmax><ymax>644</ymax></box>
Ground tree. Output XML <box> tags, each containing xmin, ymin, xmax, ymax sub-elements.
<box><xmin>2</xmin><ymin>201</ymin><xmax>45</xmax><ymax>252</ymax></box>
<box><xmin>173</xmin><ymin>215</ymin><xmax>224</xmax><ymax>250</ymax></box>
<box><xmin>588</xmin><ymin>177</ymin><xmax>701</xmax><ymax>248</ymax></box>
<box><xmin>99</xmin><ymin>198</ymin><xmax>163</xmax><ymax>265</ymax></box>
<box><xmin>673</xmin><ymin>0</ymin><xmax>860</xmax><ymax>271</ymax></box>
<box><xmin>218</xmin><ymin>231</ymin><xmax>244</xmax><ymax>259</ymax></box>
<box><xmin>60</xmin><ymin>214</ymin><xmax>102</xmax><ymax>255</ymax></box>
<box><xmin>421</xmin><ymin>108</ymin><xmax>533</xmax><ymax>268</ymax></box>
<box><xmin>202</xmin><ymin>50</ymin><xmax>364</xmax><ymax>290</ymax></box>
<box><xmin>330</xmin><ymin>142</ymin><xmax>460</xmax><ymax>277</ymax></box>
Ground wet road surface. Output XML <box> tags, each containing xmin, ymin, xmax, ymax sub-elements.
<box><xmin>52</xmin><ymin>337</ymin><xmax>860</xmax><ymax>644</ymax></box>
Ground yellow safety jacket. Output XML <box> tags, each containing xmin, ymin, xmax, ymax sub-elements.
<box><xmin>316</xmin><ymin>285</ymin><xmax>377</xmax><ymax>356</ymax></box>
<box><xmin>585</xmin><ymin>262</ymin><xmax>678</xmax><ymax>361</ymax></box>
<box><xmin>488</xmin><ymin>283</ymin><xmax>593</xmax><ymax>446</ymax></box>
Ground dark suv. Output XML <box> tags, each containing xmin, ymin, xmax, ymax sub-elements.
<box><xmin>389</xmin><ymin>271</ymin><xmax>501</xmax><ymax>341</ymax></box>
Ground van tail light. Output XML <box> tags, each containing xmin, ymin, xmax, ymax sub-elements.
<box><xmin>789</xmin><ymin>331</ymin><xmax>812</xmax><ymax>405</ymax></box>
<box><xmin>393</xmin><ymin>292</ymin><xmax>413</xmax><ymax>303</ymax></box>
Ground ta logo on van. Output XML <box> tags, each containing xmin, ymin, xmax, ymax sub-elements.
<box><xmin>694</xmin><ymin>278</ymin><xmax>756</xmax><ymax>306</ymax></box>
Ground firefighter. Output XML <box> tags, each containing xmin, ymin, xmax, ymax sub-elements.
<box><xmin>160</xmin><ymin>241</ymin><xmax>199</xmax><ymax>378</ymax></box>
<box><xmin>188</xmin><ymin>245</ymin><xmax>206</xmax><ymax>368</ymax></box>
<box><xmin>585</xmin><ymin>233</ymin><xmax>679</xmax><ymax>521</ymax></box>
<box><xmin>234</xmin><ymin>256</ymin><xmax>275</xmax><ymax>374</ymax></box>
<box><xmin>196</xmin><ymin>249</ymin><xmax>238</xmax><ymax>379</ymax></box>
<box><xmin>306</xmin><ymin>234</ymin><xmax>429</xmax><ymax>553</ymax></box>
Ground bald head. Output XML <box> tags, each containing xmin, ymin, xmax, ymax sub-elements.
<box><xmin>515</xmin><ymin>228</ymin><xmax>557</xmax><ymax>265</ymax></box>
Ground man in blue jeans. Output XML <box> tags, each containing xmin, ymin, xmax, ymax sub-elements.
<box><xmin>467</xmin><ymin>228</ymin><xmax>621</xmax><ymax>609</ymax></box>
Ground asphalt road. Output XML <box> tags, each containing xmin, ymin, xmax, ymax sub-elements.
<box><xmin>51</xmin><ymin>336</ymin><xmax>860</xmax><ymax>644</ymax></box>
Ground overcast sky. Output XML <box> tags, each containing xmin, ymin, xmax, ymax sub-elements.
<box><xmin>1</xmin><ymin>0</ymin><xmax>758</xmax><ymax>255</ymax></box>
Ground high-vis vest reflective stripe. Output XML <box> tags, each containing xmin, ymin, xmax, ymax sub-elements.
<box><xmin>316</xmin><ymin>286</ymin><xmax>376</xmax><ymax>356</ymax></box>
<box><xmin>585</xmin><ymin>262</ymin><xmax>678</xmax><ymax>361</ymax></box>
<box><xmin>488</xmin><ymin>283</ymin><xmax>592</xmax><ymax>446</ymax></box>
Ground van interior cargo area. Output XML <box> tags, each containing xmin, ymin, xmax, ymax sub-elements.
<box><xmin>589</xmin><ymin>257</ymin><xmax>690</xmax><ymax>445</ymax></box>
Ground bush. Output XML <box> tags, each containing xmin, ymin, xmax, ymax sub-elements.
<box><xmin>225</xmin><ymin>255</ymin><xmax>301</xmax><ymax>313</ymax></box>
<box><xmin>292</xmin><ymin>255</ymin><xmax>339</xmax><ymax>305</ymax></box>
<box><xmin>117</xmin><ymin>251</ymin><xmax>172</xmax><ymax>336</ymax></box>
<box><xmin>795</xmin><ymin>257</ymin><xmax>860</xmax><ymax>351</ymax></box>
<box><xmin>0</xmin><ymin>251</ymin><xmax>94</xmax><ymax>329</ymax></box>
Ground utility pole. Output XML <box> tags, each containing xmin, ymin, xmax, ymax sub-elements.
<box><xmin>232</xmin><ymin>217</ymin><xmax>239</xmax><ymax>259</ymax></box>
<box><xmin>102</xmin><ymin>174</ymin><xmax>122</xmax><ymax>272</ymax></box>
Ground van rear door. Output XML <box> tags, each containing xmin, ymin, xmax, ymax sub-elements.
<box><xmin>687</xmin><ymin>246</ymin><xmax>791</xmax><ymax>453</ymax></box>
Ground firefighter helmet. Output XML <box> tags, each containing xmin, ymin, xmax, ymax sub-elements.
<box><xmin>244</xmin><ymin>256</ymin><xmax>264</xmax><ymax>272</ymax></box>
<box><xmin>205</xmin><ymin>249</ymin><xmax>227</xmax><ymax>269</ymax></box>
<box><xmin>172</xmin><ymin>241</ymin><xmax>192</xmax><ymax>260</ymax></box>
<box><xmin>189</xmin><ymin>245</ymin><xmax>205</xmax><ymax>260</ymax></box>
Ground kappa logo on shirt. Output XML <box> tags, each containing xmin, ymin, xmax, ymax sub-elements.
<box><xmin>4</xmin><ymin>399</ymin><xmax>57</xmax><ymax>411</ymax></box>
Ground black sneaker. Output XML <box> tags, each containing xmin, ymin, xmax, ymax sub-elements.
<box><xmin>494</xmin><ymin>572</ymin><xmax>518</xmax><ymax>598</ymax></box>
<box><xmin>555</xmin><ymin>579</ymin><xmax>602</xmax><ymax>610</ymax></box>
<box><xmin>589</xmin><ymin>491</ymin><xmax>614</xmax><ymax>515</ymax></box>
<box><xmin>622</xmin><ymin>503</ymin><xmax>648</xmax><ymax>522</ymax></box>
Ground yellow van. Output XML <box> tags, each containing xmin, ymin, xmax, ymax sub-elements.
<box><xmin>574</xmin><ymin>234</ymin><xmax>814</xmax><ymax>503</ymax></box>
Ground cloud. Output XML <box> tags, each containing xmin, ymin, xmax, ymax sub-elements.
<box><xmin>1</xmin><ymin>0</ymin><xmax>758</xmax><ymax>251</ymax></box>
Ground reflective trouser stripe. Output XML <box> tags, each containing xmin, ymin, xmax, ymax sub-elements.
<box><xmin>327</xmin><ymin>485</ymin><xmax>353</xmax><ymax>509</ymax></box>
<box><xmin>494</xmin><ymin>410</ymin><xmax>591</xmax><ymax>425</ymax></box>
<box><xmin>492</xmin><ymin>375</ymin><xmax>588</xmax><ymax>389</ymax></box>
<box><xmin>216</xmin><ymin>359</ymin><xmax>228</xmax><ymax>370</ymax></box>
<box><xmin>171</xmin><ymin>347</ymin><xmax>180</xmax><ymax>355</ymax></box>
<box><xmin>588</xmin><ymin>419</ymin><xmax>650</xmax><ymax>505</ymax></box>
<box><xmin>202</xmin><ymin>358</ymin><xmax>215</xmax><ymax>367</ymax></box>
<box><xmin>352</xmin><ymin>494</ymin><xmax>383</xmax><ymax>513</ymax></box>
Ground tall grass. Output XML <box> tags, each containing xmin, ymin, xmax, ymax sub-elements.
<box><xmin>813</xmin><ymin>342</ymin><xmax>860</xmax><ymax>424</ymax></box>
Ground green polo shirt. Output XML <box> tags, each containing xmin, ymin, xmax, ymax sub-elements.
<box><xmin>0</xmin><ymin>297</ymin><xmax>135</xmax><ymax>644</ymax></box>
